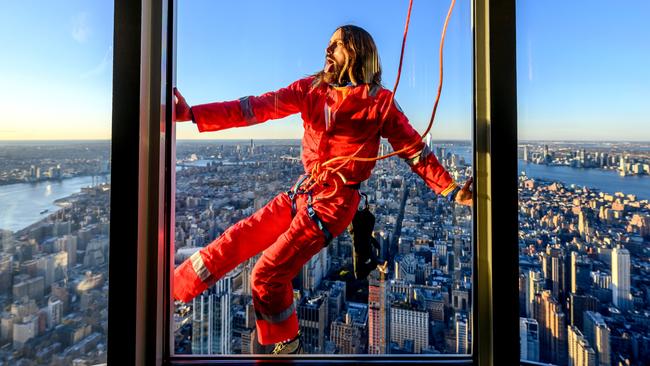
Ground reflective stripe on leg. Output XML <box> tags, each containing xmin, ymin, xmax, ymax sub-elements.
<box><xmin>255</xmin><ymin>302</ymin><xmax>295</xmax><ymax>323</ymax></box>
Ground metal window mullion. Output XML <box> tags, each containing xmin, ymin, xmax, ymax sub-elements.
<box><xmin>473</xmin><ymin>0</ymin><xmax>520</xmax><ymax>366</ymax></box>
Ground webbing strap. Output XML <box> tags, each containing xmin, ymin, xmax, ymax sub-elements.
<box><xmin>307</xmin><ymin>192</ymin><xmax>333</xmax><ymax>245</ymax></box>
<box><xmin>287</xmin><ymin>174</ymin><xmax>310</xmax><ymax>217</ymax></box>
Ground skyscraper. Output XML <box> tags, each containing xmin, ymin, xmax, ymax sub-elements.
<box><xmin>568</xmin><ymin>293</ymin><xmax>598</xmax><ymax>329</ymax></box>
<box><xmin>455</xmin><ymin>313</ymin><xmax>470</xmax><ymax>354</ymax></box>
<box><xmin>542</xmin><ymin>246</ymin><xmax>568</xmax><ymax>303</ymax></box>
<box><xmin>330</xmin><ymin>302</ymin><xmax>368</xmax><ymax>354</ymax></box>
<box><xmin>527</xmin><ymin>270</ymin><xmax>545</xmax><ymax>318</ymax></box>
<box><xmin>568</xmin><ymin>325</ymin><xmax>597</xmax><ymax>366</ymax></box>
<box><xmin>619</xmin><ymin>155</ymin><xmax>628</xmax><ymax>176</ymax></box>
<box><xmin>583</xmin><ymin>311</ymin><xmax>611</xmax><ymax>366</ymax></box>
<box><xmin>297</xmin><ymin>293</ymin><xmax>328</xmax><ymax>353</ymax></box>
<box><xmin>368</xmin><ymin>275</ymin><xmax>389</xmax><ymax>354</ymax></box>
<box><xmin>191</xmin><ymin>277</ymin><xmax>232</xmax><ymax>354</ymax></box>
<box><xmin>390</xmin><ymin>303</ymin><xmax>429</xmax><ymax>354</ymax></box>
<box><xmin>611</xmin><ymin>246</ymin><xmax>632</xmax><ymax>311</ymax></box>
<box><xmin>301</xmin><ymin>247</ymin><xmax>328</xmax><ymax>292</ymax></box>
<box><xmin>543</xmin><ymin>145</ymin><xmax>551</xmax><ymax>164</ymax></box>
<box><xmin>571</xmin><ymin>251</ymin><xmax>592</xmax><ymax>294</ymax></box>
<box><xmin>534</xmin><ymin>290</ymin><xmax>568</xmax><ymax>365</ymax></box>
<box><xmin>523</xmin><ymin>145</ymin><xmax>529</xmax><ymax>162</ymax></box>
<box><xmin>520</xmin><ymin>317</ymin><xmax>540</xmax><ymax>362</ymax></box>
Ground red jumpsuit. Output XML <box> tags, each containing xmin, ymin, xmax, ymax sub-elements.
<box><xmin>173</xmin><ymin>76</ymin><xmax>458</xmax><ymax>345</ymax></box>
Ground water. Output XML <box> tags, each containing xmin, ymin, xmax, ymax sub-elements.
<box><xmin>0</xmin><ymin>176</ymin><xmax>100</xmax><ymax>232</ymax></box>
<box><xmin>518</xmin><ymin>161</ymin><xmax>650</xmax><ymax>200</ymax></box>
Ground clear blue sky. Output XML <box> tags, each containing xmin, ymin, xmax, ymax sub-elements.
<box><xmin>0</xmin><ymin>0</ymin><xmax>648</xmax><ymax>141</ymax></box>
<box><xmin>517</xmin><ymin>0</ymin><xmax>650</xmax><ymax>141</ymax></box>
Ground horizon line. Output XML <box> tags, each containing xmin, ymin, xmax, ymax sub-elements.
<box><xmin>1</xmin><ymin>138</ymin><xmax>650</xmax><ymax>143</ymax></box>
<box><xmin>0</xmin><ymin>137</ymin><xmax>650</xmax><ymax>143</ymax></box>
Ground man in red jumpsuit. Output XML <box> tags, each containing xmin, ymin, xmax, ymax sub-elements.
<box><xmin>173</xmin><ymin>25</ymin><xmax>472</xmax><ymax>354</ymax></box>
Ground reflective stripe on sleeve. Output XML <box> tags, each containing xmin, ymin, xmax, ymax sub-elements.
<box><xmin>255</xmin><ymin>302</ymin><xmax>296</xmax><ymax>323</ymax></box>
<box><xmin>190</xmin><ymin>251</ymin><xmax>213</xmax><ymax>283</ymax></box>
<box><xmin>440</xmin><ymin>181</ymin><xmax>459</xmax><ymax>197</ymax></box>
<box><xmin>239</xmin><ymin>96</ymin><xmax>258</xmax><ymax>125</ymax></box>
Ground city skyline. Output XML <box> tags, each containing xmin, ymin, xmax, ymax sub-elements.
<box><xmin>1</xmin><ymin>1</ymin><xmax>649</xmax><ymax>140</ymax></box>
<box><xmin>0</xmin><ymin>138</ymin><xmax>648</xmax><ymax>362</ymax></box>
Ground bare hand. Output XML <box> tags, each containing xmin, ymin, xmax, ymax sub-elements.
<box><xmin>455</xmin><ymin>177</ymin><xmax>473</xmax><ymax>206</ymax></box>
<box><xmin>174</xmin><ymin>88</ymin><xmax>193</xmax><ymax>122</ymax></box>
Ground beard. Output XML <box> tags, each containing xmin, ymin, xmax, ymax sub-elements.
<box><xmin>322</xmin><ymin>58</ymin><xmax>348</xmax><ymax>85</ymax></box>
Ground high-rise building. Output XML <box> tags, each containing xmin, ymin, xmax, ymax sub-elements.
<box><xmin>541</xmin><ymin>246</ymin><xmax>568</xmax><ymax>303</ymax></box>
<box><xmin>455</xmin><ymin>313</ymin><xmax>470</xmax><ymax>354</ymax></box>
<box><xmin>568</xmin><ymin>325</ymin><xmax>597</xmax><ymax>366</ymax></box>
<box><xmin>523</xmin><ymin>145</ymin><xmax>529</xmax><ymax>162</ymax></box>
<box><xmin>327</xmin><ymin>281</ymin><xmax>346</xmax><ymax>332</ymax></box>
<box><xmin>578</xmin><ymin>212</ymin><xmax>590</xmax><ymax>239</ymax></box>
<box><xmin>543</xmin><ymin>145</ymin><xmax>551</xmax><ymax>164</ymax></box>
<box><xmin>452</xmin><ymin>285</ymin><xmax>470</xmax><ymax>313</ymax></box>
<box><xmin>571</xmin><ymin>252</ymin><xmax>592</xmax><ymax>294</ymax></box>
<box><xmin>0</xmin><ymin>254</ymin><xmax>13</xmax><ymax>293</ymax></box>
<box><xmin>191</xmin><ymin>277</ymin><xmax>232</xmax><ymax>354</ymax></box>
<box><xmin>520</xmin><ymin>317</ymin><xmax>540</xmax><ymax>362</ymax></box>
<box><xmin>527</xmin><ymin>270</ymin><xmax>545</xmax><ymax>318</ymax></box>
<box><xmin>301</xmin><ymin>247</ymin><xmax>328</xmax><ymax>292</ymax></box>
<box><xmin>519</xmin><ymin>273</ymin><xmax>527</xmax><ymax>315</ymax></box>
<box><xmin>12</xmin><ymin>315</ymin><xmax>38</xmax><ymax>349</ymax></box>
<box><xmin>534</xmin><ymin>290</ymin><xmax>568</xmax><ymax>365</ymax></box>
<box><xmin>590</xmin><ymin>270</ymin><xmax>611</xmax><ymax>290</ymax></box>
<box><xmin>56</xmin><ymin>234</ymin><xmax>77</xmax><ymax>267</ymax></box>
<box><xmin>611</xmin><ymin>246</ymin><xmax>631</xmax><ymax>311</ymax></box>
<box><xmin>390</xmin><ymin>303</ymin><xmax>429</xmax><ymax>354</ymax></box>
<box><xmin>583</xmin><ymin>311</ymin><xmax>611</xmax><ymax>366</ymax></box>
<box><xmin>47</xmin><ymin>296</ymin><xmax>63</xmax><ymax>329</ymax></box>
<box><xmin>568</xmin><ymin>293</ymin><xmax>598</xmax><ymax>329</ymax></box>
<box><xmin>619</xmin><ymin>155</ymin><xmax>628</xmax><ymax>176</ymax></box>
<box><xmin>330</xmin><ymin>302</ymin><xmax>368</xmax><ymax>354</ymax></box>
<box><xmin>297</xmin><ymin>293</ymin><xmax>327</xmax><ymax>353</ymax></box>
<box><xmin>368</xmin><ymin>275</ymin><xmax>389</xmax><ymax>354</ymax></box>
<box><xmin>395</xmin><ymin>253</ymin><xmax>417</xmax><ymax>283</ymax></box>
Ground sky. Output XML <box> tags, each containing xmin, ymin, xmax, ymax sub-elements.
<box><xmin>0</xmin><ymin>0</ymin><xmax>648</xmax><ymax>141</ymax></box>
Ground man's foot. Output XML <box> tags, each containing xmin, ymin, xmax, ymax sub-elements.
<box><xmin>271</xmin><ymin>331</ymin><xmax>302</xmax><ymax>355</ymax></box>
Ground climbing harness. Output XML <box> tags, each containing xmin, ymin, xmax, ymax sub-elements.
<box><xmin>306</xmin><ymin>0</ymin><xmax>458</xmax><ymax>198</ymax></box>
<box><xmin>286</xmin><ymin>174</ymin><xmax>360</xmax><ymax>245</ymax></box>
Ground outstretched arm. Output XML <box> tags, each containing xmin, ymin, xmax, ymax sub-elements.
<box><xmin>380</xmin><ymin>98</ymin><xmax>472</xmax><ymax>206</ymax></box>
<box><xmin>174</xmin><ymin>77</ymin><xmax>313</xmax><ymax>133</ymax></box>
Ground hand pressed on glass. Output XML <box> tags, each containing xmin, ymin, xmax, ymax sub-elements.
<box><xmin>455</xmin><ymin>177</ymin><xmax>473</xmax><ymax>206</ymax></box>
<box><xmin>173</xmin><ymin>88</ymin><xmax>193</xmax><ymax>122</ymax></box>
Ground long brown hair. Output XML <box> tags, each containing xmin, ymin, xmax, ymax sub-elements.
<box><xmin>313</xmin><ymin>25</ymin><xmax>382</xmax><ymax>87</ymax></box>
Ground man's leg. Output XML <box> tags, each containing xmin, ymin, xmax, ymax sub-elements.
<box><xmin>252</xmin><ymin>188</ymin><xmax>360</xmax><ymax>346</ymax></box>
<box><xmin>174</xmin><ymin>192</ymin><xmax>293</xmax><ymax>303</ymax></box>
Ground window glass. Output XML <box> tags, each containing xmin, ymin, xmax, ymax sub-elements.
<box><xmin>517</xmin><ymin>1</ymin><xmax>650</xmax><ymax>365</ymax></box>
<box><xmin>0</xmin><ymin>2</ymin><xmax>113</xmax><ymax>364</ymax></box>
<box><xmin>173</xmin><ymin>0</ymin><xmax>473</xmax><ymax>355</ymax></box>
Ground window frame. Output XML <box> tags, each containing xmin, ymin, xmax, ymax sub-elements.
<box><xmin>107</xmin><ymin>0</ymin><xmax>520</xmax><ymax>365</ymax></box>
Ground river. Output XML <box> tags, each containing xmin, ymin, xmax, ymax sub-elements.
<box><xmin>445</xmin><ymin>145</ymin><xmax>650</xmax><ymax>200</ymax></box>
<box><xmin>518</xmin><ymin>161</ymin><xmax>650</xmax><ymax>200</ymax></box>
<box><xmin>0</xmin><ymin>176</ymin><xmax>103</xmax><ymax>232</ymax></box>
